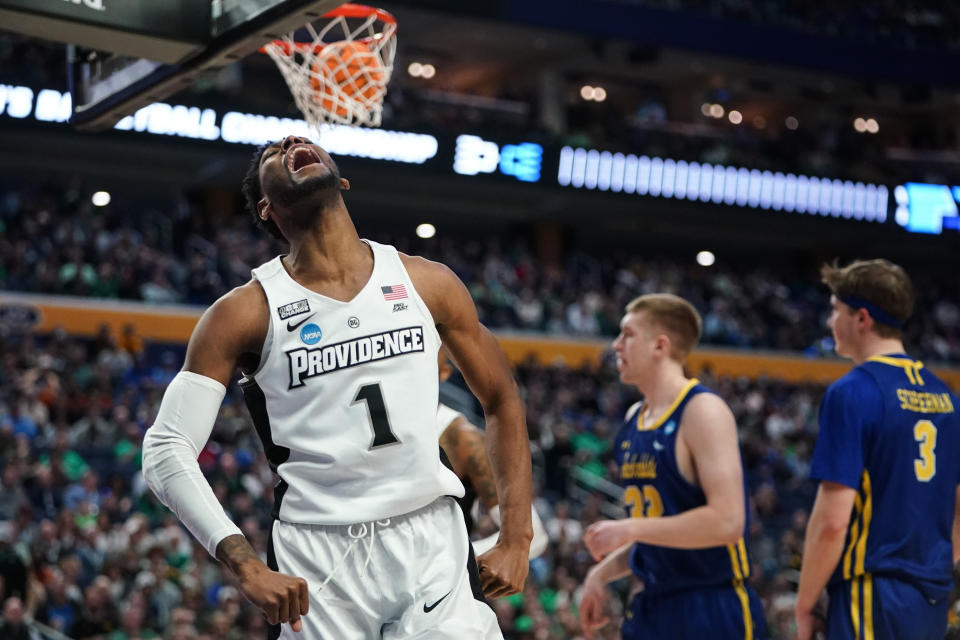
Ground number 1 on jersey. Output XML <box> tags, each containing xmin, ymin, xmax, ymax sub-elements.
<box><xmin>913</xmin><ymin>419</ymin><xmax>937</xmax><ymax>482</ymax></box>
<box><xmin>353</xmin><ymin>383</ymin><xmax>401</xmax><ymax>449</ymax></box>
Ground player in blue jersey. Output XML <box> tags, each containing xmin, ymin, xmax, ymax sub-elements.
<box><xmin>796</xmin><ymin>259</ymin><xmax>960</xmax><ymax>640</ymax></box>
<box><xmin>580</xmin><ymin>293</ymin><xmax>766</xmax><ymax>639</ymax></box>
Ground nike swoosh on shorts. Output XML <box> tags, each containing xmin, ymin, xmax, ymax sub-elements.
<box><xmin>423</xmin><ymin>590</ymin><xmax>452</xmax><ymax>613</ymax></box>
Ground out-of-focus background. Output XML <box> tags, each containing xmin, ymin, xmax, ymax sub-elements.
<box><xmin>0</xmin><ymin>1</ymin><xmax>959</xmax><ymax>638</ymax></box>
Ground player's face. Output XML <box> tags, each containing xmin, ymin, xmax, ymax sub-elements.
<box><xmin>612</xmin><ymin>311</ymin><xmax>658</xmax><ymax>385</ymax></box>
<box><xmin>827</xmin><ymin>295</ymin><xmax>857</xmax><ymax>358</ymax></box>
<box><xmin>258</xmin><ymin>135</ymin><xmax>343</xmax><ymax>211</ymax></box>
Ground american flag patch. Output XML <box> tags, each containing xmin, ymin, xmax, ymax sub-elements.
<box><xmin>381</xmin><ymin>284</ymin><xmax>408</xmax><ymax>300</ymax></box>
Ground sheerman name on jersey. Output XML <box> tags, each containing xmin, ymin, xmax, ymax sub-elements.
<box><xmin>286</xmin><ymin>326</ymin><xmax>426</xmax><ymax>388</ymax></box>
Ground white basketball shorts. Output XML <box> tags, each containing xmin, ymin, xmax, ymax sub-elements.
<box><xmin>267</xmin><ymin>496</ymin><xmax>503</xmax><ymax>639</ymax></box>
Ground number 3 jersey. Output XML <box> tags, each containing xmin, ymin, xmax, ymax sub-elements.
<box><xmin>241</xmin><ymin>240</ymin><xmax>464</xmax><ymax>525</ymax></box>
<box><xmin>810</xmin><ymin>354</ymin><xmax>960</xmax><ymax>600</ymax></box>
<box><xmin>613</xmin><ymin>379</ymin><xmax>752</xmax><ymax>596</ymax></box>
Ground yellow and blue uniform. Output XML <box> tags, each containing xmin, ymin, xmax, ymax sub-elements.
<box><xmin>613</xmin><ymin>379</ymin><xmax>766</xmax><ymax>640</ymax></box>
<box><xmin>811</xmin><ymin>354</ymin><xmax>959</xmax><ymax>640</ymax></box>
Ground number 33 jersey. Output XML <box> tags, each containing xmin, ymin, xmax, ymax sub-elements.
<box><xmin>613</xmin><ymin>379</ymin><xmax>752</xmax><ymax>596</ymax></box>
<box><xmin>241</xmin><ymin>240</ymin><xmax>464</xmax><ymax>525</ymax></box>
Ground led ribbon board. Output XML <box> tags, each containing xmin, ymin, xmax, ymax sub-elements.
<box><xmin>558</xmin><ymin>146</ymin><xmax>889</xmax><ymax>222</ymax></box>
<box><xmin>11</xmin><ymin>83</ymin><xmax>958</xmax><ymax>234</ymax></box>
<box><xmin>2</xmin><ymin>84</ymin><xmax>438</xmax><ymax>164</ymax></box>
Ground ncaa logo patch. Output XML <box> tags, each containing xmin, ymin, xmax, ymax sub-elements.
<box><xmin>300</xmin><ymin>323</ymin><xmax>323</xmax><ymax>345</ymax></box>
<box><xmin>664</xmin><ymin>421</ymin><xmax>676</xmax><ymax>435</ymax></box>
<box><xmin>347</xmin><ymin>316</ymin><xmax>360</xmax><ymax>329</ymax></box>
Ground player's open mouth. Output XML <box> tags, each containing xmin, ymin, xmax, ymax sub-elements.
<box><xmin>287</xmin><ymin>145</ymin><xmax>323</xmax><ymax>173</ymax></box>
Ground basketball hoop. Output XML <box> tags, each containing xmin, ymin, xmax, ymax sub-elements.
<box><xmin>262</xmin><ymin>4</ymin><xmax>397</xmax><ymax>129</ymax></box>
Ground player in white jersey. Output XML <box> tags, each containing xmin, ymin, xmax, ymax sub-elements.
<box><xmin>141</xmin><ymin>135</ymin><xmax>533</xmax><ymax>639</ymax></box>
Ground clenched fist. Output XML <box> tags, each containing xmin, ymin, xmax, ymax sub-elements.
<box><xmin>477</xmin><ymin>540</ymin><xmax>530</xmax><ymax>598</ymax></box>
<box><xmin>237</xmin><ymin>564</ymin><xmax>310</xmax><ymax>632</ymax></box>
<box><xmin>216</xmin><ymin>535</ymin><xmax>310</xmax><ymax>632</ymax></box>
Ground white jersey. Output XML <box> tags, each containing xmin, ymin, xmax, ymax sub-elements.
<box><xmin>242</xmin><ymin>240</ymin><xmax>464</xmax><ymax>525</ymax></box>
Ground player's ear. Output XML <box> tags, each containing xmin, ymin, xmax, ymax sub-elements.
<box><xmin>258</xmin><ymin>198</ymin><xmax>270</xmax><ymax>221</ymax></box>
<box><xmin>340</xmin><ymin>177</ymin><xmax>351</xmax><ymax>191</ymax></box>
<box><xmin>654</xmin><ymin>333</ymin><xmax>670</xmax><ymax>355</ymax></box>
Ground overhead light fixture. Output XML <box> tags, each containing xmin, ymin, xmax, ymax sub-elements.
<box><xmin>580</xmin><ymin>85</ymin><xmax>606</xmax><ymax>102</ymax></box>
<box><xmin>696</xmin><ymin>250</ymin><xmax>715</xmax><ymax>267</ymax></box>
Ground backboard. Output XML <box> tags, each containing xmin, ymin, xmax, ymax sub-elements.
<box><xmin>0</xmin><ymin>0</ymin><xmax>344</xmax><ymax>130</ymax></box>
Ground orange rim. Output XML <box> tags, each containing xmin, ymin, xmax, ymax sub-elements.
<box><xmin>324</xmin><ymin>4</ymin><xmax>396</xmax><ymax>25</ymax></box>
<box><xmin>259</xmin><ymin>4</ymin><xmax>396</xmax><ymax>55</ymax></box>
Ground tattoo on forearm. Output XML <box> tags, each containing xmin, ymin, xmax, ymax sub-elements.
<box><xmin>463</xmin><ymin>436</ymin><xmax>499</xmax><ymax>509</ymax></box>
<box><xmin>216</xmin><ymin>534</ymin><xmax>259</xmax><ymax>573</ymax></box>
<box><xmin>440</xmin><ymin>426</ymin><xmax>459</xmax><ymax>463</ymax></box>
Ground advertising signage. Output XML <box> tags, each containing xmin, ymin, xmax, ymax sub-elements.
<box><xmin>2</xmin><ymin>83</ymin><xmax>955</xmax><ymax>235</ymax></box>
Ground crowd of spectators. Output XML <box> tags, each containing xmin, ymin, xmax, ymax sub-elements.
<box><xmin>0</xmin><ymin>319</ymin><xmax>900</xmax><ymax>639</ymax></box>
<box><xmin>2</xmin><ymin>316</ymin><xmax>958</xmax><ymax>639</ymax></box>
<box><xmin>2</xmin><ymin>8</ymin><xmax>960</xmax><ymax>640</ymax></box>
<box><xmin>0</xmin><ymin>183</ymin><xmax>959</xmax><ymax>637</ymax></box>
<box><xmin>3</xmin><ymin>182</ymin><xmax>960</xmax><ymax>365</ymax></box>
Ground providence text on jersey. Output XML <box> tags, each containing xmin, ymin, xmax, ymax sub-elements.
<box><xmin>286</xmin><ymin>325</ymin><xmax>426</xmax><ymax>388</ymax></box>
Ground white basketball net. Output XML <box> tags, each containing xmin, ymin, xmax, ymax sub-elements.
<box><xmin>263</xmin><ymin>8</ymin><xmax>397</xmax><ymax>128</ymax></box>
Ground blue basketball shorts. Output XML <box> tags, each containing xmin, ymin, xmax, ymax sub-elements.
<box><xmin>621</xmin><ymin>580</ymin><xmax>766</xmax><ymax>640</ymax></box>
<box><xmin>826</xmin><ymin>574</ymin><xmax>948</xmax><ymax>640</ymax></box>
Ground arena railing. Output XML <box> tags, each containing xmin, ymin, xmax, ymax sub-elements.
<box><xmin>3</xmin><ymin>291</ymin><xmax>959</xmax><ymax>386</ymax></box>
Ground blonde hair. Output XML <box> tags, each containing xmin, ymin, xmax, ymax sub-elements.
<box><xmin>625</xmin><ymin>293</ymin><xmax>702</xmax><ymax>361</ymax></box>
<box><xmin>820</xmin><ymin>259</ymin><xmax>913</xmax><ymax>339</ymax></box>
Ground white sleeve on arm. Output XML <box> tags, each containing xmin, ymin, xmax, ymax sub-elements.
<box><xmin>142</xmin><ymin>371</ymin><xmax>243</xmax><ymax>558</ymax></box>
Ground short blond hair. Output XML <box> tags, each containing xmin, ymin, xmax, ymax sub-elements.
<box><xmin>625</xmin><ymin>293</ymin><xmax>702</xmax><ymax>361</ymax></box>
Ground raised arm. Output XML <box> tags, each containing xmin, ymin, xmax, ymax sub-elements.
<box><xmin>142</xmin><ymin>283</ymin><xmax>309</xmax><ymax>631</ymax></box>
<box><xmin>584</xmin><ymin>393</ymin><xmax>746</xmax><ymax>558</ymax></box>
<box><xmin>407</xmin><ymin>255</ymin><xmax>532</xmax><ymax>597</ymax></box>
